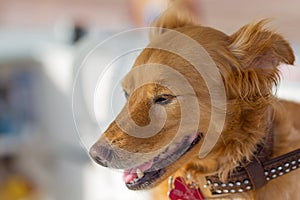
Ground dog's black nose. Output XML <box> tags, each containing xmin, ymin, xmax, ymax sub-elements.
<box><xmin>89</xmin><ymin>143</ymin><xmax>113</xmax><ymax>167</ymax></box>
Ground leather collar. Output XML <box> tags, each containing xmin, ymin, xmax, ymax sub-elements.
<box><xmin>168</xmin><ymin>110</ymin><xmax>300</xmax><ymax>199</ymax></box>
<box><xmin>204</xmin><ymin>125</ymin><xmax>300</xmax><ymax>196</ymax></box>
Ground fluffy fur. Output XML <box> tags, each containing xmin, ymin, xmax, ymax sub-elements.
<box><xmin>90</xmin><ymin>4</ymin><xmax>300</xmax><ymax>200</ymax></box>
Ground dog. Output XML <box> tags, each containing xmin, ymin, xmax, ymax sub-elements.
<box><xmin>89</xmin><ymin>3</ymin><xmax>300</xmax><ymax>200</ymax></box>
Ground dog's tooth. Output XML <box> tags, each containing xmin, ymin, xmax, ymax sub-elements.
<box><xmin>136</xmin><ymin>168</ymin><xmax>144</xmax><ymax>179</ymax></box>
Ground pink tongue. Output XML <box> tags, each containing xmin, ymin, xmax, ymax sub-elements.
<box><xmin>122</xmin><ymin>159</ymin><xmax>154</xmax><ymax>184</ymax></box>
<box><xmin>123</xmin><ymin>171</ymin><xmax>137</xmax><ymax>184</ymax></box>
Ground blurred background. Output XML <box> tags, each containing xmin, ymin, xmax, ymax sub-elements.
<box><xmin>0</xmin><ymin>0</ymin><xmax>299</xmax><ymax>199</ymax></box>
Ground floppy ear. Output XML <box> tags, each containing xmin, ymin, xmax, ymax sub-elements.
<box><xmin>229</xmin><ymin>20</ymin><xmax>295</xmax><ymax>73</ymax></box>
<box><xmin>149</xmin><ymin>1</ymin><xmax>196</xmax><ymax>40</ymax></box>
<box><xmin>228</xmin><ymin>20</ymin><xmax>295</xmax><ymax>101</ymax></box>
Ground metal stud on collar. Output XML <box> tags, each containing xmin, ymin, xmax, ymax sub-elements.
<box><xmin>204</xmin><ymin>178</ymin><xmax>252</xmax><ymax>195</ymax></box>
<box><xmin>264</xmin><ymin>159</ymin><xmax>300</xmax><ymax>182</ymax></box>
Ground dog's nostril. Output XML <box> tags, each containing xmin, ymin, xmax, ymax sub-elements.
<box><xmin>94</xmin><ymin>156</ymin><xmax>109</xmax><ymax>167</ymax></box>
<box><xmin>89</xmin><ymin>143</ymin><xmax>113</xmax><ymax>167</ymax></box>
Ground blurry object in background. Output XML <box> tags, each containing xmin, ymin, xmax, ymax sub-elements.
<box><xmin>179</xmin><ymin>0</ymin><xmax>204</xmax><ymax>22</ymax></box>
<box><xmin>0</xmin><ymin>0</ymin><xmax>131</xmax><ymax>30</ymax></box>
<box><xmin>0</xmin><ymin>61</ymin><xmax>43</xmax><ymax>199</ymax></box>
<box><xmin>72</xmin><ymin>24</ymin><xmax>87</xmax><ymax>44</ymax></box>
<box><xmin>53</xmin><ymin>17</ymin><xmax>76</xmax><ymax>45</ymax></box>
<box><xmin>0</xmin><ymin>61</ymin><xmax>42</xmax><ymax>160</ymax></box>
<box><xmin>54</xmin><ymin>17</ymin><xmax>88</xmax><ymax>45</ymax></box>
<box><xmin>0</xmin><ymin>61</ymin><xmax>45</xmax><ymax>199</ymax></box>
<box><xmin>0</xmin><ymin>64</ymin><xmax>36</xmax><ymax>137</ymax></box>
<box><xmin>278</xmin><ymin>64</ymin><xmax>300</xmax><ymax>102</ymax></box>
<box><xmin>0</xmin><ymin>155</ymin><xmax>40</xmax><ymax>200</ymax></box>
<box><xmin>0</xmin><ymin>84</ymin><xmax>16</xmax><ymax>134</ymax></box>
<box><xmin>129</xmin><ymin>0</ymin><xmax>203</xmax><ymax>27</ymax></box>
<box><xmin>130</xmin><ymin>0</ymin><xmax>167</xmax><ymax>27</ymax></box>
<box><xmin>10</xmin><ymin>69</ymin><xmax>36</xmax><ymax>127</ymax></box>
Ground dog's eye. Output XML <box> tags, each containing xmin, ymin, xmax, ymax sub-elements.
<box><xmin>153</xmin><ymin>94</ymin><xmax>175</xmax><ymax>105</ymax></box>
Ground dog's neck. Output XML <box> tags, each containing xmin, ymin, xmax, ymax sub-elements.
<box><xmin>204</xmin><ymin>123</ymin><xmax>274</xmax><ymax>191</ymax></box>
<box><xmin>176</xmin><ymin>104</ymin><xmax>300</xmax><ymax>197</ymax></box>
<box><xmin>202</xmin><ymin>104</ymin><xmax>275</xmax><ymax>178</ymax></box>
<box><xmin>179</xmin><ymin>106</ymin><xmax>275</xmax><ymax>189</ymax></box>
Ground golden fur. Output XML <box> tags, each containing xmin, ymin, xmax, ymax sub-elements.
<box><xmin>90</xmin><ymin>4</ymin><xmax>300</xmax><ymax>200</ymax></box>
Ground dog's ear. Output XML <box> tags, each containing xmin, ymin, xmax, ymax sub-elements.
<box><xmin>229</xmin><ymin>20</ymin><xmax>295</xmax><ymax>73</ymax></box>
<box><xmin>228</xmin><ymin>20</ymin><xmax>295</xmax><ymax>101</ymax></box>
<box><xmin>149</xmin><ymin>1</ymin><xmax>196</xmax><ymax>40</ymax></box>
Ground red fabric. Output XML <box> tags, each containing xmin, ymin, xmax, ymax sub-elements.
<box><xmin>169</xmin><ymin>177</ymin><xmax>205</xmax><ymax>200</ymax></box>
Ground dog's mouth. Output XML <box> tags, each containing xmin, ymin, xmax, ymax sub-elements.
<box><xmin>123</xmin><ymin>133</ymin><xmax>202</xmax><ymax>190</ymax></box>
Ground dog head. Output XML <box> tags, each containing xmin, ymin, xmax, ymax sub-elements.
<box><xmin>90</xmin><ymin>7</ymin><xmax>294</xmax><ymax>190</ymax></box>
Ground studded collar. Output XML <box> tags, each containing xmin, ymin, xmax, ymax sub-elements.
<box><xmin>204</xmin><ymin>125</ymin><xmax>300</xmax><ymax>196</ymax></box>
<box><xmin>168</xmin><ymin>124</ymin><xmax>300</xmax><ymax>199</ymax></box>
<box><xmin>204</xmin><ymin>148</ymin><xmax>300</xmax><ymax>196</ymax></box>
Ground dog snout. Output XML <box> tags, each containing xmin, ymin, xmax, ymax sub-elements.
<box><xmin>89</xmin><ymin>143</ymin><xmax>114</xmax><ymax>167</ymax></box>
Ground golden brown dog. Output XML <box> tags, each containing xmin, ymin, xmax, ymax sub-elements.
<box><xmin>89</xmin><ymin>4</ymin><xmax>300</xmax><ymax>200</ymax></box>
